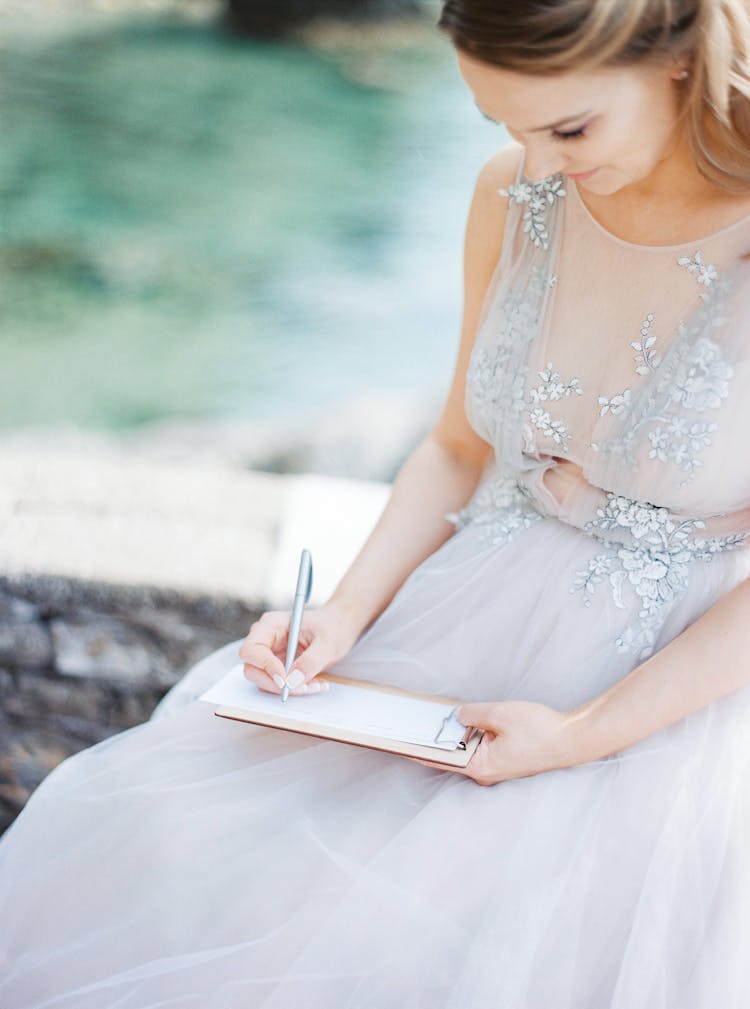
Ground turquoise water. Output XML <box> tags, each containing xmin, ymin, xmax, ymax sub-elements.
<box><xmin>0</xmin><ymin>12</ymin><xmax>507</xmax><ymax>433</ymax></box>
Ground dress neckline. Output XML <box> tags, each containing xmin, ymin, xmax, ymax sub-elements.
<box><xmin>569</xmin><ymin>177</ymin><xmax>750</xmax><ymax>253</ymax></box>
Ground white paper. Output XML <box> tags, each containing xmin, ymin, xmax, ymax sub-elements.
<box><xmin>199</xmin><ymin>663</ymin><xmax>467</xmax><ymax>750</ymax></box>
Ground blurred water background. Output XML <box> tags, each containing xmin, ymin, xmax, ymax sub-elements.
<box><xmin>0</xmin><ymin>1</ymin><xmax>518</xmax><ymax>833</ymax></box>
<box><xmin>0</xmin><ymin>0</ymin><xmax>509</xmax><ymax>467</ymax></box>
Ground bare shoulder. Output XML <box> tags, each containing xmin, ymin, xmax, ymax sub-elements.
<box><xmin>464</xmin><ymin>142</ymin><xmax>525</xmax><ymax>265</ymax></box>
<box><xmin>475</xmin><ymin>141</ymin><xmax>525</xmax><ymax>195</ymax></box>
<box><xmin>428</xmin><ymin>142</ymin><xmax>525</xmax><ymax>470</ymax></box>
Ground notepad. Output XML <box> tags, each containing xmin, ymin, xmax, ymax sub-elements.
<box><xmin>199</xmin><ymin>663</ymin><xmax>483</xmax><ymax>767</ymax></box>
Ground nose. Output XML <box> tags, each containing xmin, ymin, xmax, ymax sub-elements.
<box><xmin>522</xmin><ymin>145</ymin><xmax>567</xmax><ymax>182</ymax></box>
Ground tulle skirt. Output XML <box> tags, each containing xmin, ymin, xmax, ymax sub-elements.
<box><xmin>2</xmin><ymin>507</ymin><xmax>750</xmax><ymax>1009</ymax></box>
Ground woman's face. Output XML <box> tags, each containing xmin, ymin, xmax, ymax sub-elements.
<box><xmin>456</xmin><ymin>49</ymin><xmax>688</xmax><ymax>195</ymax></box>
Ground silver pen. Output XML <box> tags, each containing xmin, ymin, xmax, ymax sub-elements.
<box><xmin>281</xmin><ymin>548</ymin><xmax>313</xmax><ymax>703</ymax></box>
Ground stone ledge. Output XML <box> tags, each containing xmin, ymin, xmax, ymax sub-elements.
<box><xmin>0</xmin><ymin>444</ymin><xmax>391</xmax><ymax>607</ymax></box>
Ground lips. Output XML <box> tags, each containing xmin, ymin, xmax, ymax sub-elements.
<box><xmin>567</xmin><ymin>167</ymin><xmax>599</xmax><ymax>181</ymax></box>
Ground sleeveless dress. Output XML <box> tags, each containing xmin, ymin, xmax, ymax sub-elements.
<box><xmin>2</xmin><ymin>150</ymin><xmax>750</xmax><ymax>1009</ymax></box>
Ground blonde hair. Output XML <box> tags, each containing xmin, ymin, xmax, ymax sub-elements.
<box><xmin>438</xmin><ymin>0</ymin><xmax>750</xmax><ymax>204</ymax></box>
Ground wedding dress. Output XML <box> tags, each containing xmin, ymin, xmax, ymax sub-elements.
<box><xmin>2</xmin><ymin>148</ymin><xmax>750</xmax><ymax>1008</ymax></box>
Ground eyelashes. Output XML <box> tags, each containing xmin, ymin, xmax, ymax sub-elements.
<box><xmin>477</xmin><ymin>108</ymin><xmax>591</xmax><ymax>142</ymax></box>
<box><xmin>551</xmin><ymin>125</ymin><xmax>589</xmax><ymax>141</ymax></box>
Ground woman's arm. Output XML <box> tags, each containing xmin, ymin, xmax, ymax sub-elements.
<box><xmin>565</xmin><ymin>573</ymin><xmax>750</xmax><ymax>763</ymax></box>
<box><xmin>406</xmin><ymin>573</ymin><xmax>750</xmax><ymax>785</ymax></box>
<box><xmin>240</xmin><ymin>143</ymin><xmax>526</xmax><ymax>694</ymax></box>
<box><xmin>325</xmin><ymin>433</ymin><xmax>486</xmax><ymax>636</ymax></box>
<box><xmin>325</xmin><ymin>143</ymin><xmax>525</xmax><ymax>640</ymax></box>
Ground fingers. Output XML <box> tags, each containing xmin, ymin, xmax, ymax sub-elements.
<box><xmin>238</xmin><ymin>612</ymin><xmax>288</xmax><ymax>657</ymax></box>
<box><xmin>403</xmin><ymin>752</ymin><xmax>493</xmax><ymax>783</ymax></box>
<box><xmin>237</xmin><ymin>611</ymin><xmax>331</xmax><ymax>696</ymax></box>
<box><xmin>456</xmin><ymin>702</ymin><xmax>502</xmax><ymax>733</ymax></box>
<box><xmin>240</xmin><ymin>661</ymin><xmax>330</xmax><ymax>696</ymax></box>
<box><xmin>238</xmin><ymin>612</ymin><xmax>290</xmax><ymax>686</ymax></box>
<box><xmin>242</xmin><ymin>663</ymin><xmax>281</xmax><ymax>695</ymax></box>
<box><xmin>406</xmin><ymin>755</ymin><xmax>495</xmax><ymax>786</ymax></box>
<box><xmin>283</xmin><ymin>679</ymin><xmax>330</xmax><ymax>695</ymax></box>
<box><xmin>282</xmin><ymin>636</ymin><xmax>331</xmax><ymax>691</ymax></box>
<box><xmin>239</xmin><ymin>647</ymin><xmax>286</xmax><ymax>690</ymax></box>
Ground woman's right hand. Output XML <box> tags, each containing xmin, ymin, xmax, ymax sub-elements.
<box><xmin>238</xmin><ymin>600</ymin><xmax>362</xmax><ymax>696</ymax></box>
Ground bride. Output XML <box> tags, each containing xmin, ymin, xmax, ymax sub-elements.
<box><xmin>2</xmin><ymin>1</ymin><xmax>750</xmax><ymax>1006</ymax></box>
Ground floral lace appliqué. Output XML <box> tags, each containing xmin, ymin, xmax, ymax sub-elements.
<box><xmin>595</xmin><ymin>314</ymin><xmax>662</xmax><ymax>427</ymax></box>
<box><xmin>631</xmin><ymin>313</ymin><xmax>662</xmax><ymax>375</ymax></box>
<box><xmin>529</xmin><ymin>362</ymin><xmax>583</xmax><ymax>404</ymax></box>
<box><xmin>468</xmin><ymin>345</ymin><xmax>529</xmax><ymax>432</ymax></box>
<box><xmin>677</xmin><ymin>250</ymin><xmax>718</xmax><ymax>287</ymax></box>
<box><xmin>498</xmin><ymin>175</ymin><xmax>566</xmax><ymax>251</ymax></box>
<box><xmin>597</xmin><ymin>388</ymin><xmax>633</xmax><ymax>419</ymax></box>
<box><xmin>667</xmin><ymin>333</ymin><xmax>732</xmax><ymax>411</ymax></box>
<box><xmin>593</xmin><ymin>267</ymin><xmax>734</xmax><ymax>486</ymax></box>
<box><xmin>523</xmin><ymin>361</ymin><xmax>584</xmax><ymax>453</ymax></box>
<box><xmin>570</xmin><ymin>491</ymin><xmax>748</xmax><ymax>660</ymax></box>
<box><xmin>446</xmin><ymin>472</ymin><xmax>543</xmax><ymax>548</ymax></box>
<box><xmin>467</xmin><ymin>266</ymin><xmax>556</xmax><ymax>441</ymax></box>
<box><xmin>641</xmin><ymin>333</ymin><xmax>732</xmax><ymax>484</ymax></box>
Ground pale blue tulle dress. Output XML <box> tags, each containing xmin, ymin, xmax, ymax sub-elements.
<box><xmin>2</xmin><ymin>149</ymin><xmax>750</xmax><ymax>1008</ymax></box>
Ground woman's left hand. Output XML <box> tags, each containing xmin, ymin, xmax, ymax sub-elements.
<box><xmin>405</xmin><ymin>700</ymin><xmax>584</xmax><ymax>786</ymax></box>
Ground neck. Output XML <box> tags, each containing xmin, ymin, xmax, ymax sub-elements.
<box><xmin>617</xmin><ymin>112</ymin><xmax>728</xmax><ymax>209</ymax></box>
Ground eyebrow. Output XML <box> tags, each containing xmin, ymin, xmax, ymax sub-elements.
<box><xmin>473</xmin><ymin>100</ymin><xmax>594</xmax><ymax>132</ymax></box>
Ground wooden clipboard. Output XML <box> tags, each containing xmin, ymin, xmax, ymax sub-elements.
<box><xmin>212</xmin><ymin>672</ymin><xmax>484</xmax><ymax>768</ymax></box>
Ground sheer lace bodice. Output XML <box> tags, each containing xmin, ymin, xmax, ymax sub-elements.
<box><xmin>449</xmin><ymin>149</ymin><xmax>750</xmax><ymax>659</ymax></box>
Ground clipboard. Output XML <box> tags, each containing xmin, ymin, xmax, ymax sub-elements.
<box><xmin>200</xmin><ymin>664</ymin><xmax>484</xmax><ymax>768</ymax></box>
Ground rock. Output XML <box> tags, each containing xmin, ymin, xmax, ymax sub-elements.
<box><xmin>0</xmin><ymin>592</ymin><xmax>40</xmax><ymax>623</ymax></box>
<box><xmin>107</xmin><ymin>688</ymin><xmax>166</xmax><ymax>730</ymax></box>
<box><xmin>45</xmin><ymin>713</ymin><xmax>113</xmax><ymax>746</ymax></box>
<box><xmin>0</xmin><ymin>573</ymin><xmax>265</xmax><ymax>836</ymax></box>
<box><xmin>0</xmin><ymin>621</ymin><xmax>54</xmax><ymax>669</ymax></box>
<box><xmin>0</xmin><ymin>589</ymin><xmax>54</xmax><ymax>668</ymax></box>
<box><xmin>50</xmin><ymin>616</ymin><xmax>170</xmax><ymax>687</ymax></box>
<box><xmin>0</xmin><ymin>716</ymin><xmax>78</xmax><ymax>814</ymax></box>
<box><xmin>3</xmin><ymin>671</ymin><xmax>113</xmax><ymax>724</ymax></box>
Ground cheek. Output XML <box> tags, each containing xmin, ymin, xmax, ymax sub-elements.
<box><xmin>597</xmin><ymin>85</ymin><xmax>675</xmax><ymax>172</ymax></box>
<box><xmin>584</xmin><ymin>114</ymin><xmax>658</xmax><ymax>182</ymax></box>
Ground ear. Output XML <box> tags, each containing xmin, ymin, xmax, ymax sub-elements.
<box><xmin>670</xmin><ymin>48</ymin><xmax>693</xmax><ymax>81</ymax></box>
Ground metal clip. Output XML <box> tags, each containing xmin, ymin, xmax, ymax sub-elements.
<box><xmin>434</xmin><ymin>706</ymin><xmax>468</xmax><ymax>750</ymax></box>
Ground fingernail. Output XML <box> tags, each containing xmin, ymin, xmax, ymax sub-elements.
<box><xmin>305</xmin><ymin>681</ymin><xmax>327</xmax><ymax>693</ymax></box>
<box><xmin>272</xmin><ymin>673</ymin><xmax>286</xmax><ymax>689</ymax></box>
<box><xmin>287</xmin><ymin>669</ymin><xmax>305</xmax><ymax>688</ymax></box>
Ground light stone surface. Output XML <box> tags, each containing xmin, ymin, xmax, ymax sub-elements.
<box><xmin>0</xmin><ymin>444</ymin><xmax>390</xmax><ymax>608</ymax></box>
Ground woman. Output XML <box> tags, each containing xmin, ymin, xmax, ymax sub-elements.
<box><xmin>2</xmin><ymin>1</ymin><xmax>750</xmax><ymax>1006</ymax></box>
